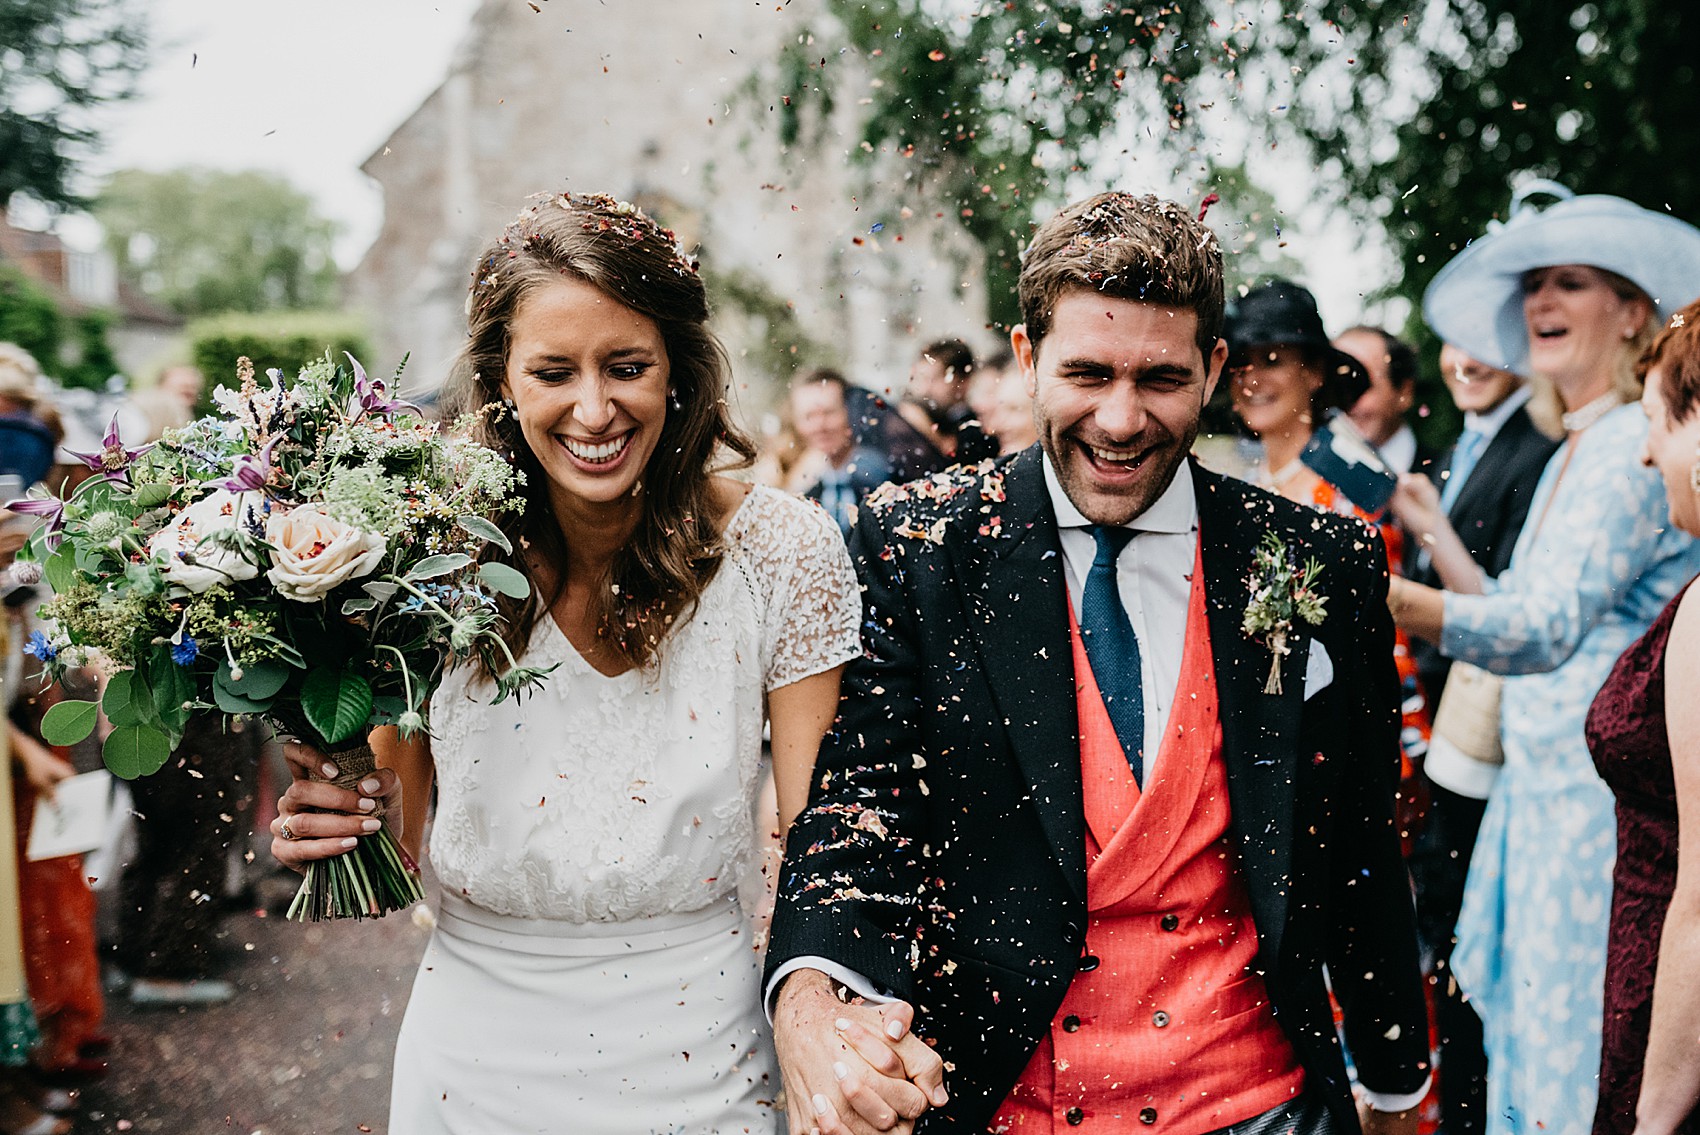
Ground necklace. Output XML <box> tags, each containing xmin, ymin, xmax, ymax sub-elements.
<box><xmin>1264</xmin><ymin>457</ymin><xmax>1306</xmax><ymax>489</ymax></box>
<box><xmin>1561</xmin><ymin>391</ymin><xmax>1621</xmax><ymax>434</ymax></box>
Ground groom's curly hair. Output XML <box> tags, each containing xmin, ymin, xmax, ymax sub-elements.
<box><xmin>1018</xmin><ymin>192</ymin><xmax>1225</xmax><ymax>363</ymax></box>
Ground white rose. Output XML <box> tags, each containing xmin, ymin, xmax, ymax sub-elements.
<box><xmin>265</xmin><ymin>504</ymin><xmax>388</xmax><ymax>601</ymax></box>
<box><xmin>147</xmin><ymin>489</ymin><xmax>262</xmax><ymax>593</ymax></box>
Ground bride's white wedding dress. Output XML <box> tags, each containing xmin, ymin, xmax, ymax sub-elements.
<box><xmin>389</xmin><ymin>486</ymin><xmax>859</xmax><ymax>1134</ymax></box>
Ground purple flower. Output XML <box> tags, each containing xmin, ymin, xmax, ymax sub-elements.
<box><xmin>68</xmin><ymin>415</ymin><xmax>153</xmax><ymax>483</ymax></box>
<box><xmin>348</xmin><ymin>353</ymin><xmax>417</xmax><ymax>418</ymax></box>
<box><xmin>4</xmin><ymin>493</ymin><xmax>66</xmax><ymax>551</ymax></box>
<box><xmin>23</xmin><ymin>630</ymin><xmax>55</xmax><ymax>662</ymax></box>
<box><xmin>170</xmin><ymin>636</ymin><xmax>199</xmax><ymax>666</ymax></box>
<box><xmin>215</xmin><ymin>435</ymin><xmax>280</xmax><ymax>494</ymax></box>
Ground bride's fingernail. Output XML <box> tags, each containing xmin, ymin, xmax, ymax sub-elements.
<box><xmin>812</xmin><ymin>1093</ymin><xmax>830</xmax><ymax>1116</ymax></box>
<box><xmin>885</xmin><ymin>1019</ymin><xmax>905</xmax><ymax>1040</ymax></box>
<box><xmin>339</xmin><ymin>837</ymin><xmax>357</xmax><ymax>849</ymax></box>
<box><xmin>360</xmin><ymin>777</ymin><xmax>381</xmax><ymax>794</ymax></box>
<box><xmin>832</xmin><ymin>1062</ymin><xmax>849</xmax><ymax>1081</ymax></box>
<box><xmin>361</xmin><ymin>818</ymin><xmax>381</xmax><ymax>833</ymax></box>
<box><xmin>833</xmin><ymin>1017</ymin><xmax>851</xmax><ymax>1033</ymax></box>
<box><xmin>357</xmin><ymin>798</ymin><xmax>377</xmax><ymax>812</ymax></box>
<box><xmin>320</xmin><ymin>762</ymin><xmax>339</xmax><ymax>778</ymax></box>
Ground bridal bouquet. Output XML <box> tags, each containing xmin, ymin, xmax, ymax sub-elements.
<box><xmin>12</xmin><ymin>354</ymin><xmax>546</xmax><ymax>920</ymax></box>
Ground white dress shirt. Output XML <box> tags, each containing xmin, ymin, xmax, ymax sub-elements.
<box><xmin>1043</xmin><ymin>453</ymin><xmax>1197</xmax><ymax>775</ymax></box>
<box><xmin>1379</xmin><ymin>423</ymin><xmax>1419</xmax><ymax>475</ymax></box>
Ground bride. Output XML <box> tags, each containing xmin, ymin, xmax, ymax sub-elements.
<box><xmin>270</xmin><ymin>192</ymin><xmax>860</xmax><ymax>1133</ymax></box>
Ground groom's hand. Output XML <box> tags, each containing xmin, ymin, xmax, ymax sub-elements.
<box><xmin>773</xmin><ymin>968</ymin><xmax>947</xmax><ymax>1134</ymax></box>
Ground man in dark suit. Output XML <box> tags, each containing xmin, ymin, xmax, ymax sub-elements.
<box><xmin>1396</xmin><ymin>344</ymin><xmax>1559</xmax><ymax>1135</ymax></box>
<box><xmin>767</xmin><ymin>192</ymin><xmax>1428</xmax><ymax>1135</ymax></box>
<box><xmin>792</xmin><ymin>368</ymin><xmax>894</xmax><ymax>536</ymax></box>
<box><xmin>1335</xmin><ymin>326</ymin><xmax>1442</xmax><ymax>477</ymax></box>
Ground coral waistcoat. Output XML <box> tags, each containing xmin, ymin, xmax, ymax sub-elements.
<box><xmin>993</xmin><ymin>542</ymin><xmax>1306</xmax><ymax>1134</ymax></box>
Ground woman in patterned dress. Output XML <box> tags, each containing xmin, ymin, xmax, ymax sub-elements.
<box><xmin>270</xmin><ymin>193</ymin><xmax>861</xmax><ymax>1134</ymax></box>
<box><xmin>1390</xmin><ymin>190</ymin><xmax>1700</xmax><ymax>1135</ymax></box>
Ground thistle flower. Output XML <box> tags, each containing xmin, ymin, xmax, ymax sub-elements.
<box><xmin>68</xmin><ymin>415</ymin><xmax>153</xmax><ymax>483</ymax></box>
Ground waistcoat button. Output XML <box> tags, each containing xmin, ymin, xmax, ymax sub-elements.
<box><xmin>1152</xmin><ymin>1010</ymin><xmax>1170</xmax><ymax>1028</ymax></box>
<box><xmin>1160</xmin><ymin>914</ymin><xmax>1180</xmax><ymax>931</ymax></box>
<box><xmin>1079</xmin><ymin>955</ymin><xmax>1100</xmax><ymax>972</ymax></box>
<box><xmin>1140</xmin><ymin>1107</ymin><xmax>1159</xmax><ymax>1125</ymax></box>
<box><xmin>1067</xmin><ymin>1106</ymin><xmax>1085</xmax><ymax>1125</ymax></box>
<box><xmin>1062</xmin><ymin>1014</ymin><xmax>1082</xmax><ymax>1032</ymax></box>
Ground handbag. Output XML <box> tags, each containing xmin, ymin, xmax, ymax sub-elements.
<box><xmin>1425</xmin><ymin>662</ymin><xmax>1504</xmax><ymax>800</ymax></box>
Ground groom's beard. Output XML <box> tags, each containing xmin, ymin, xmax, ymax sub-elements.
<box><xmin>1039</xmin><ymin>421</ymin><xmax>1197</xmax><ymax>527</ymax></box>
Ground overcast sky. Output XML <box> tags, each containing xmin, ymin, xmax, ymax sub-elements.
<box><xmin>87</xmin><ymin>0</ymin><xmax>482</xmax><ymax>264</ymax></box>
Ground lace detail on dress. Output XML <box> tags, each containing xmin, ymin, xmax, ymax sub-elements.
<box><xmin>426</xmin><ymin>484</ymin><xmax>862</xmax><ymax>923</ymax></box>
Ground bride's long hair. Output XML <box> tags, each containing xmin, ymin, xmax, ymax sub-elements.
<box><xmin>443</xmin><ymin>192</ymin><xmax>755</xmax><ymax>678</ymax></box>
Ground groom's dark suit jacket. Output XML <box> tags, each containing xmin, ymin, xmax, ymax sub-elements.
<box><xmin>768</xmin><ymin>448</ymin><xmax>1429</xmax><ymax>1132</ymax></box>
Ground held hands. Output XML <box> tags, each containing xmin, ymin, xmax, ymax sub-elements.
<box><xmin>269</xmin><ymin>740</ymin><xmax>402</xmax><ymax>873</ymax></box>
<box><xmin>773</xmin><ymin>969</ymin><xmax>948</xmax><ymax>1135</ymax></box>
<box><xmin>1357</xmin><ymin>1099</ymin><xmax>1420</xmax><ymax>1135</ymax></box>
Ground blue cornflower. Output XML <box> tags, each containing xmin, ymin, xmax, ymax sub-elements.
<box><xmin>171</xmin><ymin>636</ymin><xmax>200</xmax><ymax>666</ymax></box>
<box><xmin>23</xmin><ymin>630</ymin><xmax>56</xmax><ymax>662</ymax></box>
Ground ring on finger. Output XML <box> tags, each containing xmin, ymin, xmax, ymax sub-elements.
<box><xmin>280</xmin><ymin>817</ymin><xmax>300</xmax><ymax>841</ymax></box>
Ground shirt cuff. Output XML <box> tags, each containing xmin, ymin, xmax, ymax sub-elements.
<box><xmin>763</xmin><ymin>957</ymin><xmax>897</xmax><ymax>1024</ymax></box>
<box><xmin>1359</xmin><ymin>1078</ymin><xmax>1433</xmax><ymax>1113</ymax></box>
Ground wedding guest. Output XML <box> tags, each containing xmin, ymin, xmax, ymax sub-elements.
<box><xmin>789</xmin><ymin>368</ymin><xmax>891</xmax><ymax>535</ymax></box>
<box><xmin>270</xmin><ymin>192</ymin><xmax>860</xmax><ymax>1133</ymax></box>
<box><xmin>908</xmin><ymin>336</ymin><xmax>996</xmax><ymax>461</ymax></box>
<box><xmin>1393</xmin><ymin>344</ymin><xmax>1560</xmax><ymax>1135</ymax></box>
<box><xmin>1226</xmin><ymin>280</ymin><xmax>1433</xmax><ymax>851</ymax></box>
<box><xmin>1390</xmin><ymin>187</ymin><xmax>1700</xmax><ymax>1135</ymax></box>
<box><xmin>1585</xmin><ymin>297</ymin><xmax>1700</xmax><ymax>1135</ymax></box>
<box><xmin>1336</xmin><ymin>326</ymin><xmax>1438</xmax><ymax>474</ymax></box>
<box><xmin>988</xmin><ymin>366</ymin><xmax>1037</xmax><ymax>456</ymax></box>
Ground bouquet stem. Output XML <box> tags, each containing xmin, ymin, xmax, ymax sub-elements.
<box><xmin>285</xmin><ymin>739</ymin><xmax>424</xmax><ymax>922</ymax></box>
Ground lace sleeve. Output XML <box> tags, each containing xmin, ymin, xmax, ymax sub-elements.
<box><xmin>739</xmin><ymin>488</ymin><xmax>862</xmax><ymax>690</ymax></box>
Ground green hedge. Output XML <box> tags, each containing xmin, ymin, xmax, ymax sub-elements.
<box><xmin>187</xmin><ymin>311</ymin><xmax>371</xmax><ymax>406</ymax></box>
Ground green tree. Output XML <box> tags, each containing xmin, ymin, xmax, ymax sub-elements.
<box><xmin>95</xmin><ymin>168</ymin><xmax>342</xmax><ymax>317</ymax></box>
<box><xmin>774</xmin><ymin>1</ymin><xmax>1699</xmax><ymax>335</ymax></box>
<box><xmin>0</xmin><ymin>0</ymin><xmax>147</xmax><ymax>210</ymax></box>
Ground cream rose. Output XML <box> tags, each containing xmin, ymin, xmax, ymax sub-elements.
<box><xmin>147</xmin><ymin>489</ymin><xmax>262</xmax><ymax>593</ymax></box>
<box><xmin>265</xmin><ymin>504</ymin><xmax>387</xmax><ymax>601</ymax></box>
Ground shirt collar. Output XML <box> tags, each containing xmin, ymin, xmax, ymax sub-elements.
<box><xmin>1462</xmin><ymin>383</ymin><xmax>1532</xmax><ymax>440</ymax></box>
<box><xmin>1041</xmin><ymin>449</ymin><xmax>1197</xmax><ymax>534</ymax></box>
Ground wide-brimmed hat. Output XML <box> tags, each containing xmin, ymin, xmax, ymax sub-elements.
<box><xmin>1424</xmin><ymin>181</ymin><xmax>1700</xmax><ymax>372</ymax></box>
<box><xmin>1223</xmin><ymin>278</ymin><xmax>1370</xmax><ymax>411</ymax></box>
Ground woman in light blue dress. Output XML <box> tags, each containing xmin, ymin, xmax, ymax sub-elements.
<box><xmin>1388</xmin><ymin>187</ymin><xmax>1700</xmax><ymax>1135</ymax></box>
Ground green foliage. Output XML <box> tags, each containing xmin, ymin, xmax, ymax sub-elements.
<box><xmin>702</xmin><ymin>263</ymin><xmax>835</xmax><ymax>379</ymax></box>
<box><xmin>187</xmin><ymin>311</ymin><xmax>370</xmax><ymax>404</ymax></box>
<box><xmin>0</xmin><ymin>264</ymin><xmax>63</xmax><ymax>368</ymax></box>
<box><xmin>95</xmin><ymin>167</ymin><xmax>342</xmax><ymax>317</ymax></box>
<box><xmin>39</xmin><ymin>699</ymin><xmax>97</xmax><ymax>746</ymax></box>
<box><xmin>0</xmin><ymin>0</ymin><xmax>146</xmax><ymax>210</ymax></box>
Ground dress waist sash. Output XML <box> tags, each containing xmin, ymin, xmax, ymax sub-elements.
<box><xmin>435</xmin><ymin>891</ymin><xmax>745</xmax><ymax>956</ymax></box>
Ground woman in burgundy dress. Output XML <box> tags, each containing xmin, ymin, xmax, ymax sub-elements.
<box><xmin>1586</xmin><ymin>295</ymin><xmax>1700</xmax><ymax>1135</ymax></box>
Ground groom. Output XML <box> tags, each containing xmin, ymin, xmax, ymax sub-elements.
<box><xmin>766</xmin><ymin>192</ymin><xmax>1428</xmax><ymax>1135</ymax></box>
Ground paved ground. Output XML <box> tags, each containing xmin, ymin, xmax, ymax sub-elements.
<box><xmin>73</xmin><ymin>871</ymin><xmax>433</xmax><ymax>1135</ymax></box>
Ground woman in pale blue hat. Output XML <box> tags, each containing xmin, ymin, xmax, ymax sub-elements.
<box><xmin>1388</xmin><ymin>183</ymin><xmax>1700</xmax><ymax>1135</ymax></box>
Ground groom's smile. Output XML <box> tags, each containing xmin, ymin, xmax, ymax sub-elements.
<box><xmin>1016</xmin><ymin>288</ymin><xmax>1226</xmax><ymax>526</ymax></box>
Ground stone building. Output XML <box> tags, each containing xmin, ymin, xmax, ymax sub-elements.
<box><xmin>349</xmin><ymin>0</ymin><xmax>991</xmax><ymax>419</ymax></box>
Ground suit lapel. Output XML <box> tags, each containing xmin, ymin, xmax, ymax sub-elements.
<box><xmin>1447</xmin><ymin>408</ymin><xmax>1526</xmax><ymax>523</ymax></box>
<box><xmin>1193</xmin><ymin>463</ymin><xmax>1303</xmax><ymax>968</ymax></box>
<box><xmin>956</xmin><ymin>448</ymin><xmax>1086</xmax><ymax>902</ymax></box>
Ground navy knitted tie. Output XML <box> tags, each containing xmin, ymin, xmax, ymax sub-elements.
<box><xmin>1079</xmin><ymin>525</ymin><xmax>1145</xmax><ymax>785</ymax></box>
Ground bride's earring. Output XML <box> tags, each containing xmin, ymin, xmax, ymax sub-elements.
<box><xmin>1690</xmin><ymin>443</ymin><xmax>1700</xmax><ymax>495</ymax></box>
<box><xmin>668</xmin><ymin>387</ymin><xmax>682</xmax><ymax>411</ymax></box>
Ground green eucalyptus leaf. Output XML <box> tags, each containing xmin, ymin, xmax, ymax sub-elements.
<box><xmin>477</xmin><ymin>561</ymin><xmax>530</xmax><ymax>600</ymax></box>
<box><xmin>362</xmin><ymin>581</ymin><xmax>399</xmax><ymax>603</ymax></box>
<box><xmin>216</xmin><ymin>659</ymin><xmax>289</xmax><ymax>699</ymax></box>
<box><xmin>102</xmin><ymin>670</ymin><xmax>144</xmax><ymax>727</ymax></box>
<box><xmin>341</xmin><ymin>597</ymin><xmax>378</xmax><ymax>616</ymax></box>
<box><xmin>457</xmin><ymin>515</ymin><xmax>512</xmax><ymax>554</ymax></box>
<box><xmin>405</xmin><ymin>553</ymin><xmax>472</xmax><ymax>582</ymax></box>
<box><xmin>103</xmin><ymin>724</ymin><xmax>173</xmax><ymax>780</ymax></box>
<box><xmin>212</xmin><ymin>682</ymin><xmax>271</xmax><ymax>715</ymax></box>
<box><xmin>301</xmin><ymin>668</ymin><xmax>373</xmax><ymax>746</ymax></box>
<box><xmin>40</xmin><ymin>700</ymin><xmax>99</xmax><ymax>746</ymax></box>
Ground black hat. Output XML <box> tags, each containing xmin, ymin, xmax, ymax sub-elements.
<box><xmin>1223</xmin><ymin>278</ymin><xmax>1370</xmax><ymax>411</ymax></box>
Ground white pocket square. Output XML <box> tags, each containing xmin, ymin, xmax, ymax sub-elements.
<box><xmin>1303</xmin><ymin>641</ymin><xmax>1334</xmax><ymax>701</ymax></box>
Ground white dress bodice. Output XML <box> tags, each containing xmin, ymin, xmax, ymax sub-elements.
<box><xmin>425</xmin><ymin>485</ymin><xmax>860</xmax><ymax>923</ymax></box>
